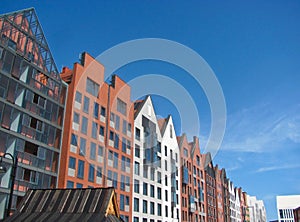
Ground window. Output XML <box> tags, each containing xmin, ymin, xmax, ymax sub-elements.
<box><xmin>122</xmin><ymin>138</ymin><xmax>126</xmax><ymax>153</ymax></box>
<box><xmin>114</xmin><ymin>133</ymin><xmax>119</xmax><ymax>149</ymax></box>
<box><xmin>150</xmin><ymin>202</ymin><xmax>154</xmax><ymax>215</ymax></box>
<box><xmin>88</xmin><ymin>164</ymin><xmax>95</xmax><ymax>182</ymax></box>
<box><xmin>135</xmin><ymin>144</ymin><xmax>140</xmax><ymax>158</ymax></box>
<box><xmin>165</xmin><ymin>190</ymin><xmax>168</xmax><ymax>201</ymax></box>
<box><xmin>98</xmin><ymin>146</ymin><xmax>103</xmax><ymax>157</ymax></box>
<box><xmin>134</xmin><ymin>179</ymin><xmax>139</xmax><ymax>193</ymax></box>
<box><xmin>81</xmin><ymin>116</ymin><xmax>88</xmax><ymax>134</ymax></box>
<box><xmin>113</xmin><ymin>152</ymin><xmax>118</xmax><ymax>168</ymax></box>
<box><xmin>150</xmin><ymin>185</ymin><xmax>154</xmax><ymax>197</ymax></box>
<box><xmin>157</xmin><ymin>172</ymin><xmax>161</xmax><ymax>184</ymax></box>
<box><xmin>134</xmin><ymin>217</ymin><xmax>139</xmax><ymax>222</ymax></box>
<box><xmin>143</xmin><ymin>200</ymin><xmax>147</xmax><ymax>213</ymax></box>
<box><xmin>184</xmin><ymin>148</ymin><xmax>188</xmax><ymax>157</ymax></box>
<box><xmin>71</xmin><ymin>134</ymin><xmax>78</xmax><ymax>146</ymax></box>
<box><xmin>115</xmin><ymin>115</ymin><xmax>120</xmax><ymax>130</ymax></box>
<box><xmin>100</xmin><ymin>106</ymin><xmax>106</xmax><ymax>116</ymax></box>
<box><xmin>135</xmin><ymin>127</ymin><xmax>140</xmax><ymax>140</ymax></box>
<box><xmin>157</xmin><ymin>203</ymin><xmax>162</xmax><ymax>216</ymax></box>
<box><xmin>134</xmin><ymin>161</ymin><xmax>140</xmax><ymax>175</ymax></box>
<box><xmin>120</xmin><ymin>175</ymin><xmax>125</xmax><ymax>191</ymax></box>
<box><xmin>122</xmin><ymin>120</ymin><xmax>127</xmax><ymax>134</ymax></box>
<box><xmin>73</xmin><ymin>112</ymin><xmax>79</xmax><ymax>124</ymax></box>
<box><xmin>196</xmin><ymin>155</ymin><xmax>200</xmax><ymax>166</ymax></box>
<box><xmin>75</xmin><ymin>91</ymin><xmax>82</xmax><ymax>103</ymax></box>
<box><xmin>90</xmin><ymin>142</ymin><xmax>96</xmax><ymax>160</ymax></box>
<box><xmin>77</xmin><ymin>160</ymin><xmax>84</xmax><ymax>179</ymax></box>
<box><xmin>86</xmin><ymin>77</ymin><xmax>99</xmax><ymax>97</ymax></box>
<box><xmin>93</xmin><ymin>102</ymin><xmax>99</xmax><ymax>118</ymax></box>
<box><xmin>121</xmin><ymin>156</ymin><xmax>126</xmax><ymax>171</ymax></box>
<box><xmin>117</xmin><ymin>98</ymin><xmax>127</xmax><ymax>115</ymax></box>
<box><xmin>80</xmin><ymin>138</ymin><xmax>86</xmax><ymax>156</ymax></box>
<box><xmin>83</xmin><ymin>96</ymin><xmax>90</xmax><ymax>113</ymax></box>
<box><xmin>109</xmin><ymin>131</ymin><xmax>114</xmax><ymax>141</ymax></box>
<box><xmin>157</xmin><ymin>187</ymin><xmax>161</xmax><ymax>199</ymax></box>
<box><xmin>92</xmin><ymin>122</ymin><xmax>98</xmax><ymax>139</ymax></box>
<box><xmin>150</xmin><ymin>168</ymin><xmax>155</xmax><ymax>181</ymax></box>
<box><xmin>143</xmin><ymin>182</ymin><xmax>148</xmax><ymax>195</ymax></box>
<box><xmin>76</xmin><ymin>183</ymin><xmax>83</xmax><ymax>188</ymax></box>
<box><xmin>165</xmin><ymin>160</ymin><xmax>168</xmax><ymax>171</ymax></box>
<box><xmin>67</xmin><ymin>181</ymin><xmax>74</xmax><ymax>188</ymax></box>
<box><xmin>99</xmin><ymin>125</ymin><xmax>105</xmax><ymax>137</ymax></box>
<box><xmin>165</xmin><ymin>146</ymin><xmax>167</xmax><ymax>156</ymax></box>
<box><xmin>143</xmin><ymin>167</ymin><xmax>148</xmax><ymax>178</ymax></box>
<box><xmin>97</xmin><ymin>166</ymin><xmax>102</xmax><ymax>177</ymax></box>
<box><xmin>113</xmin><ymin>172</ymin><xmax>118</xmax><ymax>188</ymax></box>
<box><xmin>134</xmin><ymin>198</ymin><xmax>139</xmax><ymax>212</ymax></box>
<box><xmin>120</xmin><ymin>194</ymin><xmax>125</xmax><ymax>211</ymax></box>
<box><xmin>165</xmin><ymin>206</ymin><xmax>168</xmax><ymax>217</ymax></box>
<box><xmin>69</xmin><ymin>157</ymin><xmax>76</xmax><ymax>169</ymax></box>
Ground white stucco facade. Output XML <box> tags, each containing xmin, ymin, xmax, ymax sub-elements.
<box><xmin>132</xmin><ymin>96</ymin><xmax>181</xmax><ymax>222</ymax></box>
<box><xmin>276</xmin><ymin>195</ymin><xmax>300</xmax><ymax>222</ymax></box>
<box><xmin>247</xmin><ymin>195</ymin><xmax>267</xmax><ymax>222</ymax></box>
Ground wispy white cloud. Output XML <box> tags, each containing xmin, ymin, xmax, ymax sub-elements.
<box><xmin>220</xmin><ymin>103</ymin><xmax>300</xmax><ymax>153</ymax></box>
<box><xmin>255</xmin><ymin>163</ymin><xmax>300</xmax><ymax>173</ymax></box>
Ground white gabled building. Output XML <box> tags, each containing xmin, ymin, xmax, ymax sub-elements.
<box><xmin>247</xmin><ymin>195</ymin><xmax>267</xmax><ymax>222</ymax></box>
<box><xmin>132</xmin><ymin>96</ymin><xmax>181</xmax><ymax>222</ymax></box>
<box><xmin>158</xmin><ymin>115</ymin><xmax>181</xmax><ymax>221</ymax></box>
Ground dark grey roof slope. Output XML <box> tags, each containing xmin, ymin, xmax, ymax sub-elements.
<box><xmin>4</xmin><ymin>187</ymin><xmax>123</xmax><ymax>222</ymax></box>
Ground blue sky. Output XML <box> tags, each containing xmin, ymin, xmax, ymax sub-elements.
<box><xmin>2</xmin><ymin>1</ymin><xmax>300</xmax><ymax>220</ymax></box>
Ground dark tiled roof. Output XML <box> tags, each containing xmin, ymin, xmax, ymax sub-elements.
<box><xmin>4</xmin><ymin>187</ymin><xmax>123</xmax><ymax>222</ymax></box>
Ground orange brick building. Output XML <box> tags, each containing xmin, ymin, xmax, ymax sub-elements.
<box><xmin>203</xmin><ymin>153</ymin><xmax>217</xmax><ymax>222</ymax></box>
<box><xmin>58</xmin><ymin>52</ymin><xmax>134</xmax><ymax>222</ymax></box>
<box><xmin>178</xmin><ymin>135</ymin><xmax>206</xmax><ymax>222</ymax></box>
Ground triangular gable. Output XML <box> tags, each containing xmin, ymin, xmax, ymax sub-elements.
<box><xmin>0</xmin><ymin>8</ymin><xmax>60</xmax><ymax>78</ymax></box>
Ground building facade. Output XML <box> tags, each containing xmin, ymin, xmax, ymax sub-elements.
<box><xmin>247</xmin><ymin>195</ymin><xmax>267</xmax><ymax>222</ymax></box>
<box><xmin>0</xmin><ymin>8</ymin><xmax>67</xmax><ymax>217</ymax></box>
<box><xmin>215</xmin><ymin>166</ymin><xmax>225</xmax><ymax>222</ymax></box>
<box><xmin>276</xmin><ymin>195</ymin><xmax>300</xmax><ymax>222</ymax></box>
<box><xmin>58</xmin><ymin>52</ymin><xmax>134</xmax><ymax>222</ymax></box>
<box><xmin>178</xmin><ymin>134</ymin><xmax>206</xmax><ymax>222</ymax></box>
<box><xmin>132</xmin><ymin>96</ymin><xmax>181</xmax><ymax>222</ymax></box>
<box><xmin>0</xmin><ymin>8</ymin><xmax>66</xmax><ymax>219</ymax></box>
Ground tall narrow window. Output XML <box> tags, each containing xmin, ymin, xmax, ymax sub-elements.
<box><xmin>83</xmin><ymin>96</ymin><xmax>89</xmax><ymax>113</ymax></box>
<box><xmin>117</xmin><ymin>98</ymin><xmax>127</xmax><ymax>115</ymax></box>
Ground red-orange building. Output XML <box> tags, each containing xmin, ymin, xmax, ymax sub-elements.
<box><xmin>178</xmin><ymin>135</ymin><xmax>206</xmax><ymax>222</ymax></box>
<box><xmin>203</xmin><ymin>153</ymin><xmax>217</xmax><ymax>222</ymax></box>
<box><xmin>215</xmin><ymin>165</ymin><xmax>225</xmax><ymax>222</ymax></box>
<box><xmin>58</xmin><ymin>52</ymin><xmax>134</xmax><ymax>222</ymax></box>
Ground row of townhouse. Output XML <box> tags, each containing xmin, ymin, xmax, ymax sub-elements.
<box><xmin>0</xmin><ymin>8</ymin><xmax>266</xmax><ymax>222</ymax></box>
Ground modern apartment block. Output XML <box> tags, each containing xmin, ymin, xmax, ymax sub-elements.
<box><xmin>178</xmin><ymin>134</ymin><xmax>206</xmax><ymax>222</ymax></box>
<box><xmin>0</xmin><ymin>8</ymin><xmax>66</xmax><ymax>218</ymax></box>
<box><xmin>132</xmin><ymin>96</ymin><xmax>181</xmax><ymax>222</ymax></box>
<box><xmin>58</xmin><ymin>52</ymin><xmax>134</xmax><ymax>222</ymax></box>
<box><xmin>276</xmin><ymin>195</ymin><xmax>300</xmax><ymax>222</ymax></box>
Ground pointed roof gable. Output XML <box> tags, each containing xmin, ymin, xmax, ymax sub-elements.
<box><xmin>4</xmin><ymin>187</ymin><xmax>123</xmax><ymax>222</ymax></box>
<box><xmin>0</xmin><ymin>8</ymin><xmax>60</xmax><ymax>79</ymax></box>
